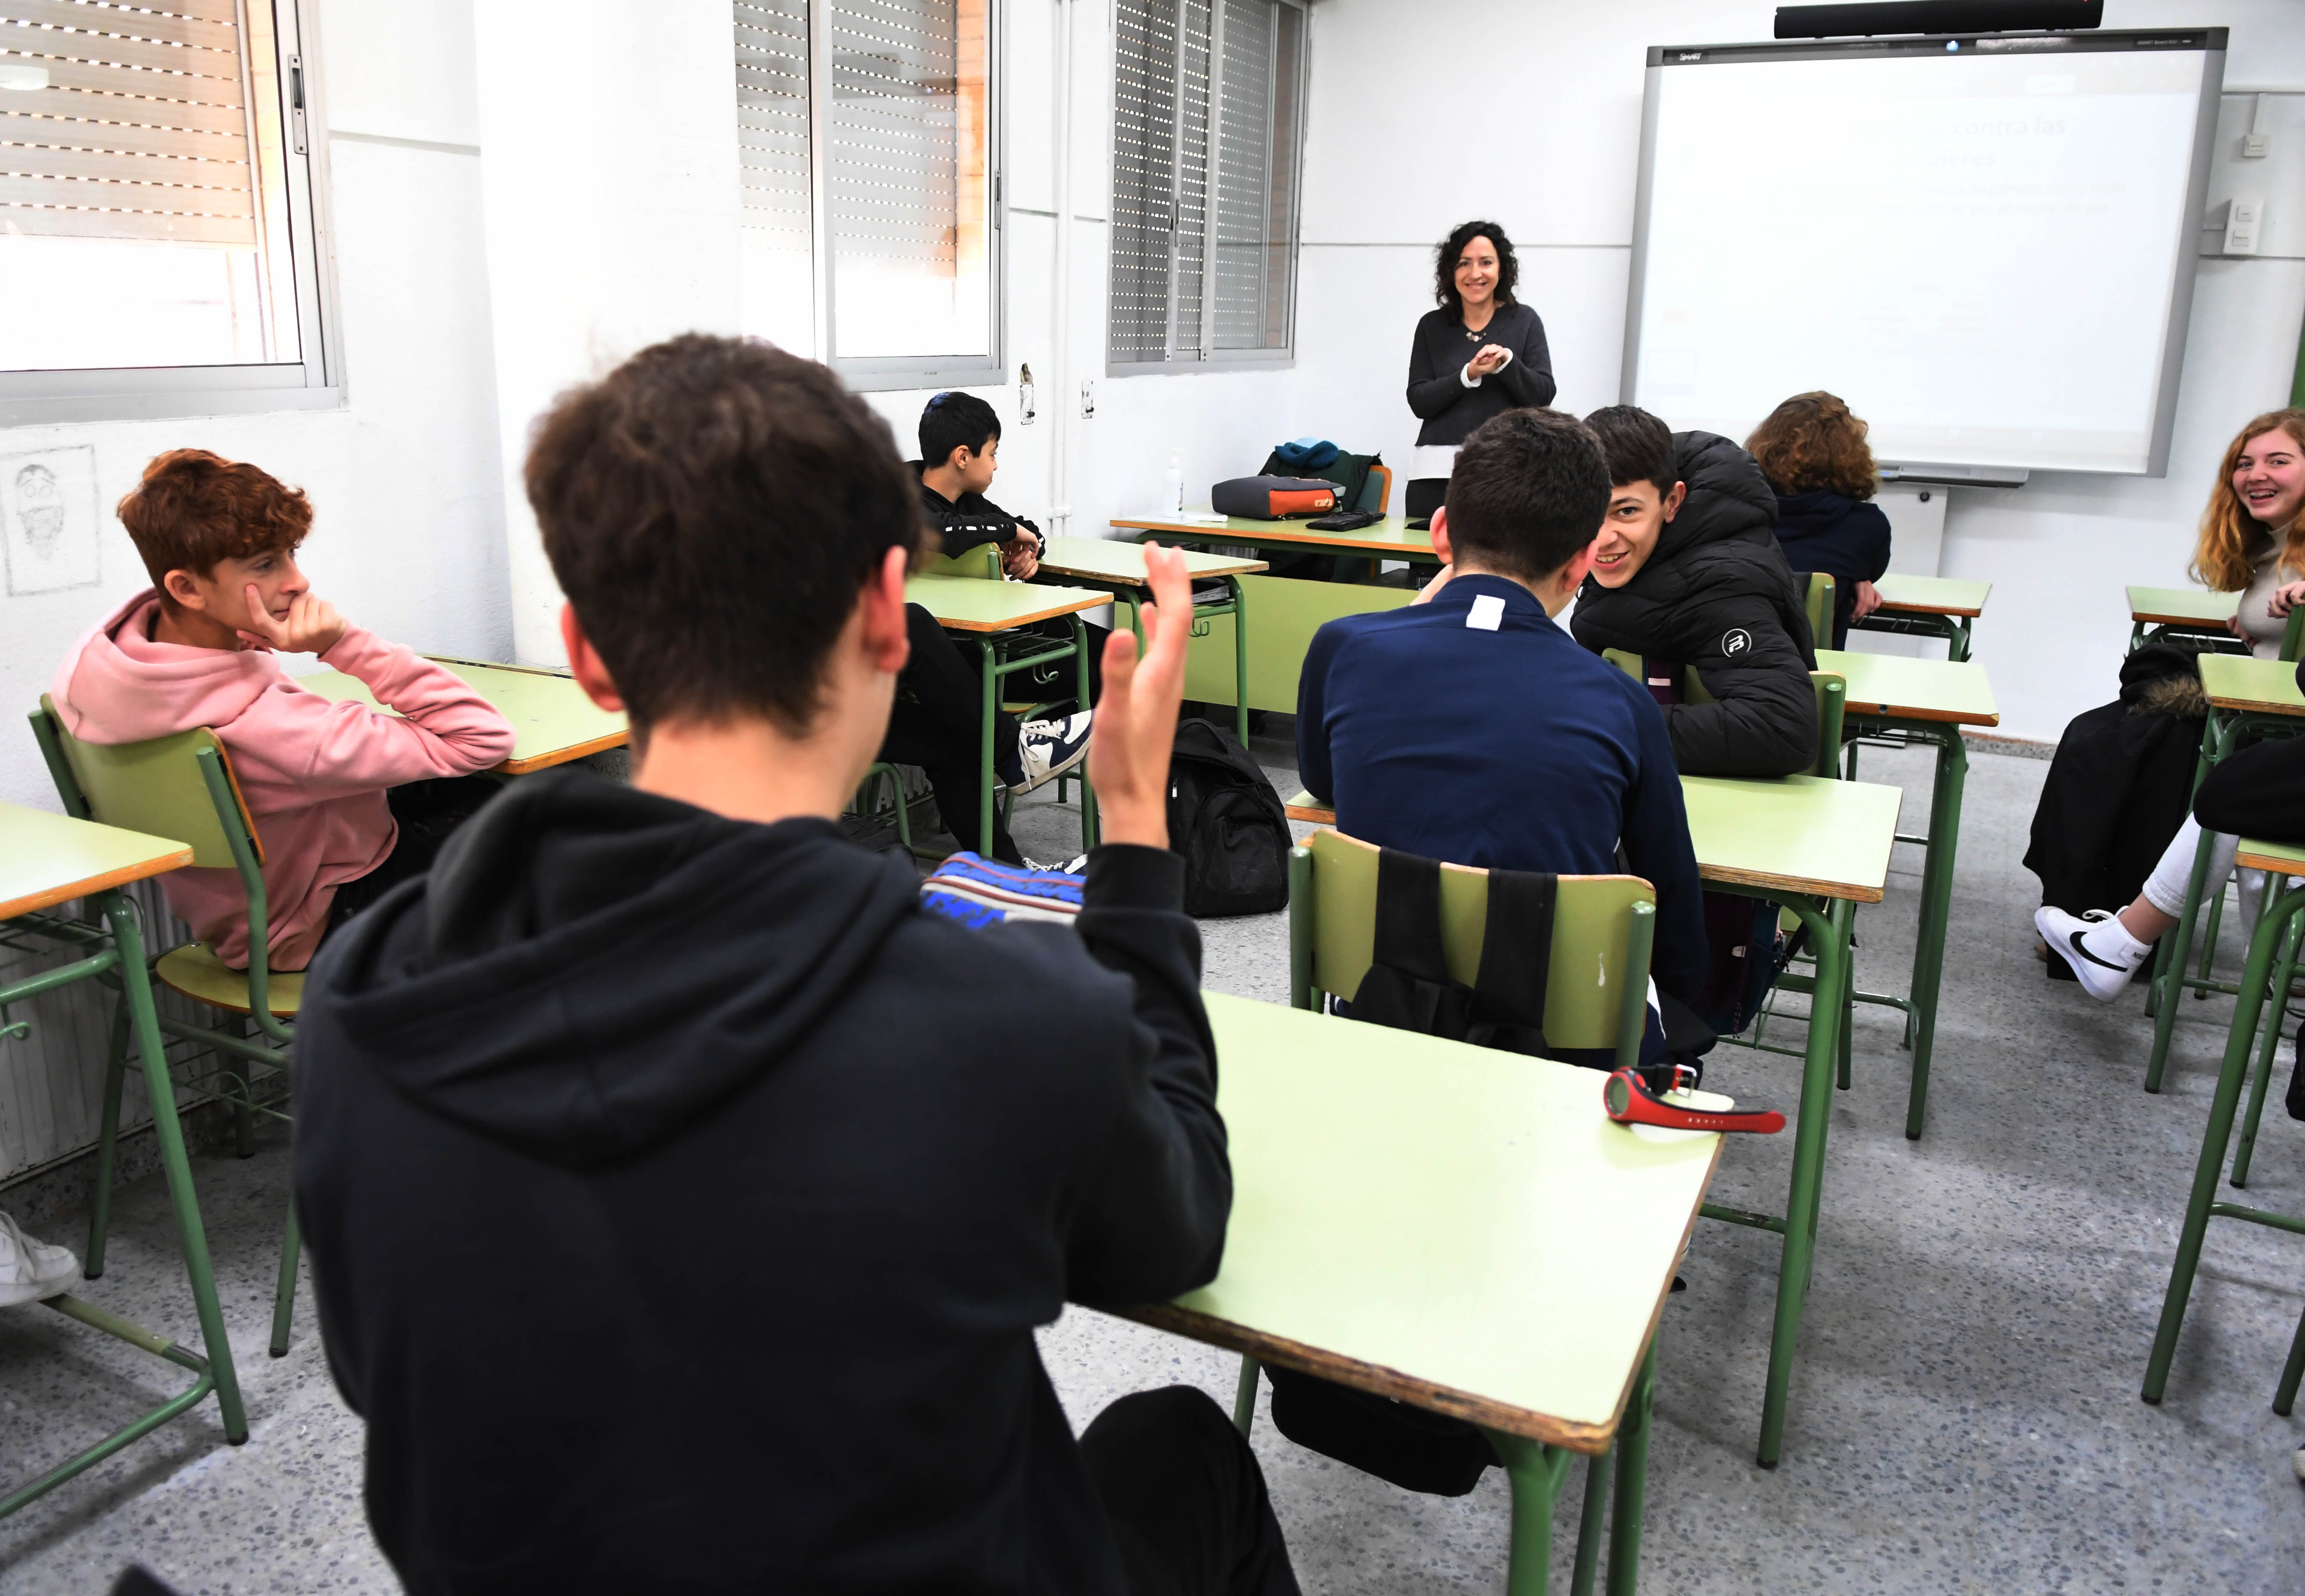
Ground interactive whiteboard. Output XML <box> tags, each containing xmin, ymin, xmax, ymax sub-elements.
<box><xmin>1623</xmin><ymin>30</ymin><xmax>2225</xmax><ymax>476</ymax></box>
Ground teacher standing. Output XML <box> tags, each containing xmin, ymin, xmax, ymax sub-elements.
<box><xmin>1404</xmin><ymin>219</ymin><xmax>1556</xmax><ymax>521</ymax></box>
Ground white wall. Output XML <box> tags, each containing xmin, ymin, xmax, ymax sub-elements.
<box><xmin>0</xmin><ymin>0</ymin><xmax>511</xmax><ymax>813</ymax></box>
<box><xmin>1294</xmin><ymin>0</ymin><xmax>2305</xmax><ymax>743</ymax></box>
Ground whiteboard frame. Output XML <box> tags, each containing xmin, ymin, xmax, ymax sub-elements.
<box><xmin>1618</xmin><ymin>28</ymin><xmax>2228</xmax><ymax>480</ymax></box>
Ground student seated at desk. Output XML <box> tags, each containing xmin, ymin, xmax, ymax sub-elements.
<box><xmin>1296</xmin><ymin>407</ymin><xmax>1707</xmax><ymax>1029</ymax></box>
<box><xmin>2194</xmin><ymin>408</ymin><xmax>2305</xmax><ymax>658</ymax></box>
<box><xmin>891</xmin><ymin>390</ymin><xmax>1094</xmax><ymax>864</ymax></box>
<box><xmin>293</xmin><ymin>334</ymin><xmax>1297</xmax><ymax>1596</ymax></box>
<box><xmin>1747</xmin><ymin>390</ymin><xmax>1891</xmax><ymax>650</ymax></box>
<box><xmin>2039</xmin><ymin>660</ymin><xmax>2305</xmax><ymax>999</ymax></box>
<box><xmin>1569</xmin><ymin>405</ymin><xmax>1820</xmax><ymax>779</ymax></box>
<box><xmin>49</xmin><ymin>450</ymin><xmax>513</xmax><ymax>971</ymax></box>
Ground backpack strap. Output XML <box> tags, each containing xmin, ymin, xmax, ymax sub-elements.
<box><xmin>1467</xmin><ymin>868</ymin><xmax>1555</xmax><ymax>1056</ymax></box>
<box><xmin>1372</xmin><ymin>848</ymin><xmax>1449</xmax><ymax>985</ymax></box>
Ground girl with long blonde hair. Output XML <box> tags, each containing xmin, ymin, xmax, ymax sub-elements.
<box><xmin>2191</xmin><ymin>408</ymin><xmax>2305</xmax><ymax>656</ymax></box>
<box><xmin>2038</xmin><ymin>408</ymin><xmax>2305</xmax><ymax>995</ymax></box>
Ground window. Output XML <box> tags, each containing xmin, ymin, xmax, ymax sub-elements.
<box><xmin>1109</xmin><ymin>0</ymin><xmax>1302</xmax><ymax>372</ymax></box>
<box><xmin>735</xmin><ymin>0</ymin><xmax>1001</xmax><ymax>390</ymax></box>
<box><xmin>0</xmin><ymin>0</ymin><xmax>334</xmax><ymax>422</ymax></box>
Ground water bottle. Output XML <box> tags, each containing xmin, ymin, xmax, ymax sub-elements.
<box><xmin>1164</xmin><ymin>451</ymin><xmax>1184</xmax><ymax>516</ymax></box>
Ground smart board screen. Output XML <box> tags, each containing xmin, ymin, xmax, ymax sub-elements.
<box><xmin>1626</xmin><ymin>35</ymin><xmax>2222</xmax><ymax>475</ymax></box>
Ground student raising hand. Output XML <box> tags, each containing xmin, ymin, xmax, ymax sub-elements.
<box><xmin>1089</xmin><ymin>543</ymin><xmax>1193</xmax><ymax>850</ymax></box>
<box><xmin>236</xmin><ymin>584</ymin><xmax>347</xmax><ymax>656</ymax></box>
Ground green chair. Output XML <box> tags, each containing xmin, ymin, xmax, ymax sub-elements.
<box><xmin>1804</xmin><ymin>571</ymin><xmax>1836</xmax><ymax>651</ymax></box>
<box><xmin>1598</xmin><ymin>649</ymin><xmax>1846</xmax><ymax>780</ymax></box>
<box><xmin>32</xmin><ymin>699</ymin><xmax>304</xmax><ymax>1359</ymax></box>
<box><xmin>852</xmin><ymin>761</ymin><xmax>915</xmax><ymax>853</ymax></box>
<box><xmin>2282</xmin><ymin>602</ymin><xmax>2305</xmax><ymax>664</ymax></box>
<box><xmin>1256</xmin><ymin>826</ymin><xmax>1660</xmax><ymax>1594</ymax></box>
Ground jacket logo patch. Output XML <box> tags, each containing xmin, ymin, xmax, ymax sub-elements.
<box><xmin>1722</xmin><ymin>628</ymin><xmax>1753</xmax><ymax>658</ymax></box>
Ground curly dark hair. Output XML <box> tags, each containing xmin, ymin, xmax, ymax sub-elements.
<box><xmin>1435</xmin><ymin>219</ymin><xmax>1518</xmax><ymax>317</ymax></box>
<box><xmin>526</xmin><ymin>334</ymin><xmax>923</xmax><ymax>737</ymax></box>
<box><xmin>1746</xmin><ymin>392</ymin><xmax>1878</xmax><ymax>500</ymax></box>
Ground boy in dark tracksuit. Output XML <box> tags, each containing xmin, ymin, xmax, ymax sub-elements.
<box><xmin>886</xmin><ymin>392</ymin><xmax>1094</xmax><ymax>864</ymax></box>
<box><xmin>1570</xmin><ymin>405</ymin><xmax>1819</xmax><ymax>779</ymax></box>
<box><xmin>1298</xmin><ymin>407</ymin><xmax>1708</xmax><ymax>1025</ymax></box>
<box><xmin>292</xmin><ymin>336</ymin><xmax>1298</xmax><ymax>1596</ymax></box>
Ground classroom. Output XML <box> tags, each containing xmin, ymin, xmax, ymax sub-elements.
<box><xmin>1</xmin><ymin>0</ymin><xmax>2302</xmax><ymax>1590</ymax></box>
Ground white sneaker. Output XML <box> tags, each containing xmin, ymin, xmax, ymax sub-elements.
<box><xmin>2293</xmin><ymin>1447</ymin><xmax>2304</xmax><ymax>1483</ymax></box>
<box><xmin>1013</xmin><ymin>713</ymin><xmax>1092</xmax><ymax>793</ymax></box>
<box><xmin>0</xmin><ymin>1211</ymin><xmax>81</xmax><ymax>1307</ymax></box>
<box><xmin>2035</xmin><ymin>905</ymin><xmax>2150</xmax><ymax>1001</ymax></box>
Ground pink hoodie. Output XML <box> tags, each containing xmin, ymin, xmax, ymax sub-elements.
<box><xmin>50</xmin><ymin>591</ymin><xmax>518</xmax><ymax>971</ymax></box>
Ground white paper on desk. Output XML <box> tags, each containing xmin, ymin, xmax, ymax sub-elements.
<box><xmin>1159</xmin><ymin>510</ymin><xmax>1231</xmax><ymax>524</ymax></box>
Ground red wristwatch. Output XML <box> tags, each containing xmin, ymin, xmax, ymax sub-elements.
<box><xmin>1604</xmin><ymin>1065</ymin><xmax>1786</xmax><ymax>1135</ymax></box>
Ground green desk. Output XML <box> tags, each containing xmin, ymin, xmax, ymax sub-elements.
<box><xmin>2142</xmin><ymin>655</ymin><xmax>2305</xmax><ymax>1092</ymax></box>
<box><xmin>2143</xmin><ymin>841</ymin><xmax>2305</xmax><ymax>1418</ymax></box>
<box><xmin>905</xmin><ymin>573</ymin><xmax>1112</xmax><ymax>856</ymax></box>
<box><xmin>1131</xmin><ymin>991</ymin><xmax>1724</xmax><ymax>1593</ymax></box>
<box><xmin>1814</xmin><ymin>649</ymin><xmax>1999</xmax><ymax>1141</ymax></box>
<box><xmin>2128</xmin><ymin>584</ymin><xmax>2245</xmax><ymax>654</ymax></box>
<box><xmin>1034</xmin><ymin>537</ymin><xmax>1268</xmax><ymax>739</ymax></box>
<box><xmin>0</xmin><ymin>803</ymin><xmax>249</xmax><ymax>1518</ymax></box>
<box><xmin>1285</xmin><ymin>775</ymin><xmax>1902</xmax><ymax>1467</ymax></box>
<box><xmin>1113</xmin><ymin>514</ymin><xmax>1434</xmax><ymax>715</ymax></box>
<box><xmin>1851</xmin><ymin>574</ymin><xmax>1991</xmax><ymax>662</ymax></box>
<box><xmin>299</xmin><ymin>658</ymin><xmax>629</xmax><ymax>775</ymax></box>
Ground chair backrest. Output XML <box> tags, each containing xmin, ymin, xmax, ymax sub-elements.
<box><xmin>1288</xmin><ymin>828</ymin><xmax>1654</xmax><ymax>1057</ymax></box>
<box><xmin>2283</xmin><ymin>601</ymin><xmax>2304</xmax><ymax>663</ymax></box>
<box><xmin>1804</xmin><ymin>571</ymin><xmax>1835</xmax><ymax>648</ymax></box>
<box><xmin>922</xmin><ymin>541</ymin><xmax>1004</xmax><ymax>580</ymax></box>
<box><xmin>33</xmin><ymin>697</ymin><xmax>264</xmax><ymax>870</ymax></box>
<box><xmin>1357</xmin><ymin>462</ymin><xmax>1393</xmax><ymax>516</ymax></box>
<box><xmin>1595</xmin><ymin>652</ymin><xmax>1843</xmax><ymax>779</ymax></box>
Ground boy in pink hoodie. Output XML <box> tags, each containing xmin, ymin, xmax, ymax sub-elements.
<box><xmin>50</xmin><ymin>449</ymin><xmax>516</xmax><ymax>971</ymax></box>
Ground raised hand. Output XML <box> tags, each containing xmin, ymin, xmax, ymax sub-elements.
<box><xmin>1087</xmin><ymin>543</ymin><xmax>1193</xmax><ymax>850</ymax></box>
<box><xmin>237</xmin><ymin>585</ymin><xmax>348</xmax><ymax>656</ymax></box>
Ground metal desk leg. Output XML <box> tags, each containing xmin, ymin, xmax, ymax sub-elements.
<box><xmin>1605</xmin><ymin>1338</ymin><xmax>1656</xmax><ymax>1596</ymax></box>
<box><xmin>974</xmin><ymin>638</ymin><xmax>999</xmax><ymax>857</ymax></box>
<box><xmin>103</xmin><ymin>891</ymin><xmax>248</xmax><ymax>1443</ymax></box>
<box><xmin>1904</xmin><ymin>726</ymin><xmax>1967</xmax><ymax>1139</ymax></box>
<box><xmin>1759</xmin><ymin>895</ymin><xmax>1850</xmax><ymax>1467</ymax></box>
<box><xmin>2231</xmin><ymin>885</ymin><xmax>2302</xmax><ymax>1189</ymax></box>
<box><xmin>1073</xmin><ymin>614</ymin><xmax>1097</xmax><ymax>851</ymax></box>
<box><xmin>1485</xmin><ymin>1430</ymin><xmax>1576</xmax><ymax>1596</ymax></box>
<box><xmin>2146</xmin><ymin>809</ymin><xmax>2225</xmax><ymax>1094</ymax></box>
<box><xmin>1570</xmin><ymin>1451</ymin><xmax>1610</xmax><ymax>1596</ymax></box>
<box><xmin>2143</xmin><ymin>883</ymin><xmax>2305</xmax><ymax>1403</ymax></box>
<box><xmin>1229</xmin><ymin>575</ymin><xmax>1251</xmax><ymax>743</ymax></box>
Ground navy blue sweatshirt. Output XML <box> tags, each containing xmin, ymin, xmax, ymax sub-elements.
<box><xmin>1770</xmin><ymin>489</ymin><xmax>1891</xmax><ymax>648</ymax></box>
<box><xmin>1296</xmin><ymin>573</ymin><xmax>1707</xmax><ymax>1007</ymax></box>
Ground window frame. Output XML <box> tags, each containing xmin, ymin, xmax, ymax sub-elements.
<box><xmin>0</xmin><ymin>0</ymin><xmax>341</xmax><ymax>427</ymax></box>
<box><xmin>1105</xmin><ymin>0</ymin><xmax>1305</xmax><ymax>378</ymax></box>
<box><xmin>805</xmin><ymin>0</ymin><xmax>1006</xmax><ymax>394</ymax></box>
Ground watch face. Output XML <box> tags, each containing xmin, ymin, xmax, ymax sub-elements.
<box><xmin>1604</xmin><ymin>1074</ymin><xmax>1633</xmax><ymax>1117</ymax></box>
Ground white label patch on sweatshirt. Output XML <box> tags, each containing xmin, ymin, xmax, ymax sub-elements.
<box><xmin>1466</xmin><ymin>594</ymin><xmax>1506</xmax><ymax>631</ymax></box>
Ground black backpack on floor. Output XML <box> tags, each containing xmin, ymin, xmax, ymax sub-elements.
<box><xmin>1166</xmin><ymin>719</ymin><xmax>1290</xmax><ymax>917</ymax></box>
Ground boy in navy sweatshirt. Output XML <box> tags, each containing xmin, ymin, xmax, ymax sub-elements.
<box><xmin>1297</xmin><ymin>406</ymin><xmax>1707</xmax><ymax>1014</ymax></box>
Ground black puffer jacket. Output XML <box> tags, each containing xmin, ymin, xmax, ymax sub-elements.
<box><xmin>1571</xmin><ymin>432</ymin><xmax>1819</xmax><ymax>778</ymax></box>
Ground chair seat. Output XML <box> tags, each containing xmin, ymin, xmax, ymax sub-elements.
<box><xmin>155</xmin><ymin>943</ymin><xmax>303</xmax><ymax>1017</ymax></box>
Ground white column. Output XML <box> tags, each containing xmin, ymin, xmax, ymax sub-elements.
<box><xmin>470</xmin><ymin>0</ymin><xmax>744</xmax><ymax>664</ymax></box>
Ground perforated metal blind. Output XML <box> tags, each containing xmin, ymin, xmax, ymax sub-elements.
<box><xmin>826</xmin><ymin>0</ymin><xmax>958</xmax><ymax>281</ymax></box>
<box><xmin>735</xmin><ymin>0</ymin><xmax>812</xmax><ymax>258</ymax></box>
<box><xmin>1109</xmin><ymin>0</ymin><xmax>1299</xmax><ymax>366</ymax></box>
<box><xmin>0</xmin><ymin>0</ymin><xmax>260</xmax><ymax>245</ymax></box>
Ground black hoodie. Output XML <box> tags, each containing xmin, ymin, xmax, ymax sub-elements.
<box><xmin>293</xmin><ymin>770</ymin><xmax>1227</xmax><ymax>1596</ymax></box>
<box><xmin>1570</xmin><ymin>432</ymin><xmax>1820</xmax><ymax>778</ymax></box>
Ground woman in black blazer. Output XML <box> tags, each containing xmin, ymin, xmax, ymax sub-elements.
<box><xmin>1404</xmin><ymin>219</ymin><xmax>1556</xmax><ymax>519</ymax></box>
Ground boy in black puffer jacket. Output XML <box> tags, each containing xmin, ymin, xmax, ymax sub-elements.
<box><xmin>1570</xmin><ymin>405</ymin><xmax>1819</xmax><ymax>778</ymax></box>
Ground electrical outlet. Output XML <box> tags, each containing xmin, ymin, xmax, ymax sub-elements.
<box><xmin>1080</xmin><ymin>380</ymin><xmax>1096</xmax><ymax>420</ymax></box>
<box><xmin>2225</xmin><ymin>198</ymin><xmax>2263</xmax><ymax>256</ymax></box>
<box><xmin>2243</xmin><ymin>131</ymin><xmax>2271</xmax><ymax>159</ymax></box>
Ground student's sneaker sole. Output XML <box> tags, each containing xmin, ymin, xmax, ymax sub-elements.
<box><xmin>2033</xmin><ymin>905</ymin><xmax>2142</xmax><ymax>1002</ymax></box>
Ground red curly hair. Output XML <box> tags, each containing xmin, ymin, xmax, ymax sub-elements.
<box><xmin>1746</xmin><ymin>392</ymin><xmax>1878</xmax><ymax>501</ymax></box>
<box><xmin>118</xmin><ymin>449</ymin><xmax>312</xmax><ymax>611</ymax></box>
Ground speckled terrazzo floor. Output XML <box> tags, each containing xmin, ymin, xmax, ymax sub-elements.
<box><xmin>4</xmin><ymin>734</ymin><xmax>2302</xmax><ymax>1593</ymax></box>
